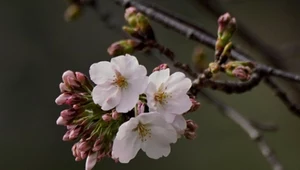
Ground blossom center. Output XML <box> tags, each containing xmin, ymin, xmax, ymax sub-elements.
<box><xmin>154</xmin><ymin>90</ymin><xmax>169</xmax><ymax>105</ymax></box>
<box><xmin>134</xmin><ymin>122</ymin><xmax>151</xmax><ymax>142</ymax></box>
<box><xmin>113</xmin><ymin>71</ymin><xmax>128</xmax><ymax>88</ymax></box>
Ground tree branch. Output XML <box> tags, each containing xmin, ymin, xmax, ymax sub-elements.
<box><xmin>114</xmin><ymin>0</ymin><xmax>300</xmax><ymax>117</ymax></box>
<box><xmin>114</xmin><ymin>0</ymin><xmax>300</xmax><ymax>83</ymax></box>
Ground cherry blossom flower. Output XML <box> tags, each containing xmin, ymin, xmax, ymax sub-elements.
<box><xmin>112</xmin><ymin>112</ymin><xmax>177</xmax><ymax>163</ymax></box>
<box><xmin>89</xmin><ymin>54</ymin><xmax>148</xmax><ymax>113</ymax></box>
<box><xmin>145</xmin><ymin>68</ymin><xmax>192</xmax><ymax>122</ymax></box>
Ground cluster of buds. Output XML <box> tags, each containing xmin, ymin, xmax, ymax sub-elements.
<box><xmin>215</xmin><ymin>13</ymin><xmax>236</xmax><ymax>63</ymax></box>
<box><xmin>224</xmin><ymin>61</ymin><xmax>255</xmax><ymax>81</ymax></box>
<box><xmin>123</xmin><ymin>7</ymin><xmax>155</xmax><ymax>41</ymax></box>
<box><xmin>64</xmin><ymin>0</ymin><xmax>95</xmax><ymax>22</ymax></box>
<box><xmin>55</xmin><ymin>70</ymin><xmax>124</xmax><ymax>170</ymax></box>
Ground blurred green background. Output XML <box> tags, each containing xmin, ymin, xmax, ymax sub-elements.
<box><xmin>1</xmin><ymin>0</ymin><xmax>300</xmax><ymax>170</ymax></box>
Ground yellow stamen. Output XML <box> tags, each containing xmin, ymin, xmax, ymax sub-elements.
<box><xmin>114</xmin><ymin>71</ymin><xmax>128</xmax><ymax>88</ymax></box>
<box><xmin>133</xmin><ymin>122</ymin><xmax>151</xmax><ymax>142</ymax></box>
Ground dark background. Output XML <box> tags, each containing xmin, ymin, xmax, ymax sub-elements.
<box><xmin>1</xmin><ymin>0</ymin><xmax>300</xmax><ymax>170</ymax></box>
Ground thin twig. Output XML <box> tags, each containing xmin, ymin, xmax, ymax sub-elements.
<box><xmin>200</xmin><ymin>91</ymin><xmax>283</xmax><ymax>170</ymax></box>
<box><xmin>264</xmin><ymin>78</ymin><xmax>300</xmax><ymax>117</ymax></box>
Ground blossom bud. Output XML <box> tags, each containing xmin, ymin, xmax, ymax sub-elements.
<box><xmin>136</xmin><ymin>101</ymin><xmax>145</xmax><ymax>115</ymax></box>
<box><xmin>224</xmin><ymin>61</ymin><xmax>255</xmax><ymax>81</ymax></box>
<box><xmin>56</xmin><ymin>116</ymin><xmax>68</xmax><ymax>126</ymax></box>
<box><xmin>55</xmin><ymin>93</ymin><xmax>72</xmax><ymax>105</ymax></box>
<box><xmin>124</xmin><ymin>7</ymin><xmax>138</xmax><ymax>21</ymax></box>
<box><xmin>112</xmin><ymin>110</ymin><xmax>121</xmax><ymax>120</ymax></box>
<box><xmin>102</xmin><ymin>113</ymin><xmax>112</xmax><ymax>122</ymax></box>
<box><xmin>218</xmin><ymin>13</ymin><xmax>231</xmax><ymax>36</ymax></box>
<box><xmin>187</xmin><ymin>96</ymin><xmax>200</xmax><ymax>113</ymax></box>
<box><xmin>232</xmin><ymin>66</ymin><xmax>252</xmax><ymax>81</ymax></box>
<box><xmin>86</xmin><ymin>152</ymin><xmax>98</xmax><ymax>170</ymax></box>
<box><xmin>153</xmin><ymin>64</ymin><xmax>168</xmax><ymax>72</ymax></box>
<box><xmin>62</xmin><ymin>70</ymin><xmax>80</xmax><ymax>87</ymax></box>
<box><xmin>107</xmin><ymin>39</ymin><xmax>139</xmax><ymax>56</ymax></box>
<box><xmin>75</xmin><ymin>72</ymin><xmax>87</xmax><ymax>85</ymax></box>
<box><xmin>78</xmin><ymin>140</ymin><xmax>92</xmax><ymax>153</ymax></box>
<box><xmin>59</xmin><ymin>83</ymin><xmax>70</xmax><ymax>93</ymax></box>
<box><xmin>64</xmin><ymin>3</ymin><xmax>81</xmax><ymax>22</ymax></box>
<box><xmin>184</xmin><ymin>120</ymin><xmax>198</xmax><ymax>140</ymax></box>
<box><xmin>184</xmin><ymin>131</ymin><xmax>197</xmax><ymax>140</ymax></box>
<box><xmin>60</xmin><ymin>109</ymin><xmax>78</xmax><ymax>121</ymax></box>
<box><xmin>63</xmin><ymin>131</ymin><xmax>71</xmax><ymax>141</ymax></box>
<box><xmin>69</xmin><ymin>126</ymin><xmax>83</xmax><ymax>140</ymax></box>
<box><xmin>186</xmin><ymin>120</ymin><xmax>198</xmax><ymax>132</ymax></box>
<box><xmin>92</xmin><ymin>138</ymin><xmax>103</xmax><ymax>152</ymax></box>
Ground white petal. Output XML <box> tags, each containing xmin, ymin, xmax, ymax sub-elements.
<box><xmin>172</xmin><ymin>115</ymin><xmax>187</xmax><ymax>136</ymax></box>
<box><xmin>139</xmin><ymin>113</ymin><xmax>177</xmax><ymax>143</ymax></box>
<box><xmin>162</xmin><ymin>113</ymin><xmax>176</xmax><ymax>123</ymax></box>
<box><xmin>116</xmin><ymin>88</ymin><xmax>139</xmax><ymax>113</ymax></box>
<box><xmin>130</xmin><ymin>76</ymin><xmax>149</xmax><ymax>94</ymax></box>
<box><xmin>89</xmin><ymin>61</ymin><xmax>114</xmax><ymax>84</ymax></box>
<box><xmin>165</xmin><ymin>77</ymin><xmax>192</xmax><ymax>95</ymax></box>
<box><xmin>142</xmin><ymin>140</ymin><xmax>171</xmax><ymax>159</ymax></box>
<box><xmin>112</xmin><ymin>131</ymin><xmax>141</xmax><ymax>163</ymax></box>
<box><xmin>92</xmin><ymin>85</ymin><xmax>119</xmax><ymax>110</ymax></box>
<box><xmin>141</xmin><ymin>123</ymin><xmax>177</xmax><ymax>159</ymax></box>
<box><xmin>102</xmin><ymin>88</ymin><xmax>121</xmax><ymax>111</ymax></box>
<box><xmin>148</xmin><ymin>69</ymin><xmax>170</xmax><ymax>87</ymax></box>
<box><xmin>165</xmin><ymin>72</ymin><xmax>185</xmax><ymax>87</ymax></box>
<box><xmin>127</xmin><ymin>65</ymin><xmax>147</xmax><ymax>80</ymax></box>
<box><xmin>145</xmin><ymin>82</ymin><xmax>158</xmax><ymax>110</ymax></box>
<box><xmin>164</xmin><ymin>94</ymin><xmax>192</xmax><ymax>114</ymax></box>
<box><xmin>111</xmin><ymin>54</ymin><xmax>140</xmax><ymax>78</ymax></box>
<box><xmin>85</xmin><ymin>152</ymin><xmax>98</xmax><ymax>170</ymax></box>
<box><xmin>116</xmin><ymin>118</ymin><xmax>139</xmax><ymax>140</ymax></box>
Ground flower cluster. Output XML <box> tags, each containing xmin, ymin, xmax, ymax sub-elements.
<box><xmin>55</xmin><ymin>54</ymin><xmax>200</xmax><ymax>170</ymax></box>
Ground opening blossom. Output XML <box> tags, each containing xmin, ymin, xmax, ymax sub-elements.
<box><xmin>90</xmin><ymin>54</ymin><xmax>148</xmax><ymax>113</ymax></box>
<box><xmin>112</xmin><ymin>112</ymin><xmax>178</xmax><ymax>163</ymax></box>
<box><xmin>146</xmin><ymin>68</ymin><xmax>193</xmax><ymax>122</ymax></box>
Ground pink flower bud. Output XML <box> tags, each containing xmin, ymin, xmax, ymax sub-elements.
<box><xmin>124</xmin><ymin>7</ymin><xmax>138</xmax><ymax>20</ymax></box>
<box><xmin>92</xmin><ymin>138</ymin><xmax>103</xmax><ymax>152</ymax></box>
<box><xmin>69</xmin><ymin>127</ymin><xmax>82</xmax><ymax>140</ymax></box>
<box><xmin>63</xmin><ymin>131</ymin><xmax>71</xmax><ymax>141</ymax></box>
<box><xmin>60</xmin><ymin>109</ymin><xmax>77</xmax><ymax>121</ymax></box>
<box><xmin>187</xmin><ymin>96</ymin><xmax>201</xmax><ymax>113</ymax></box>
<box><xmin>86</xmin><ymin>152</ymin><xmax>98</xmax><ymax>170</ymax></box>
<box><xmin>186</xmin><ymin>120</ymin><xmax>198</xmax><ymax>131</ymax></box>
<box><xmin>137</xmin><ymin>101</ymin><xmax>145</xmax><ymax>115</ymax></box>
<box><xmin>153</xmin><ymin>64</ymin><xmax>168</xmax><ymax>72</ymax></box>
<box><xmin>184</xmin><ymin>120</ymin><xmax>198</xmax><ymax>140</ymax></box>
<box><xmin>112</xmin><ymin>110</ymin><xmax>120</xmax><ymax>120</ymax></box>
<box><xmin>232</xmin><ymin>66</ymin><xmax>251</xmax><ymax>81</ymax></box>
<box><xmin>75</xmin><ymin>72</ymin><xmax>87</xmax><ymax>85</ymax></box>
<box><xmin>62</xmin><ymin>70</ymin><xmax>80</xmax><ymax>87</ymax></box>
<box><xmin>56</xmin><ymin>116</ymin><xmax>68</xmax><ymax>126</ymax></box>
<box><xmin>59</xmin><ymin>83</ymin><xmax>70</xmax><ymax>92</ymax></box>
<box><xmin>101</xmin><ymin>113</ymin><xmax>111</xmax><ymax>122</ymax></box>
<box><xmin>78</xmin><ymin>140</ymin><xmax>92</xmax><ymax>153</ymax></box>
<box><xmin>55</xmin><ymin>93</ymin><xmax>72</xmax><ymax>105</ymax></box>
<box><xmin>184</xmin><ymin>131</ymin><xmax>197</xmax><ymax>140</ymax></box>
